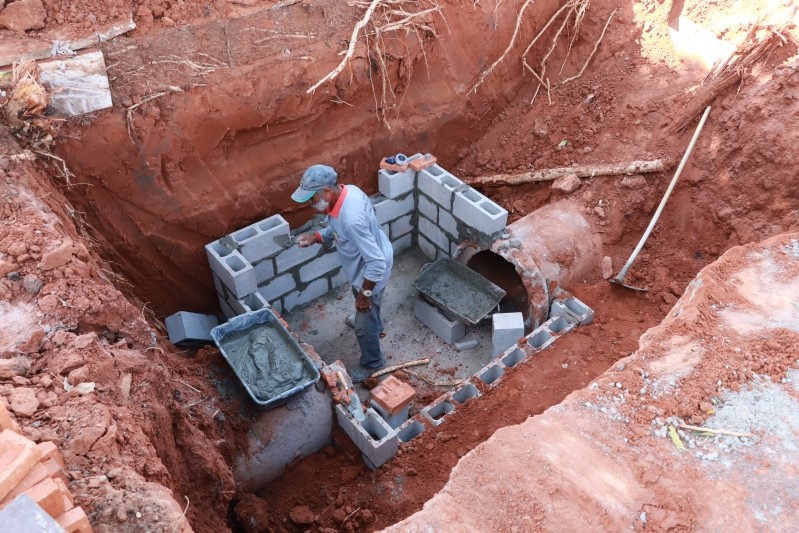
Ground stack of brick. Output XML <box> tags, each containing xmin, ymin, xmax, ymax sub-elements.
<box><xmin>206</xmin><ymin>154</ymin><xmax>508</xmax><ymax>322</ymax></box>
<box><xmin>0</xmin><ymin>403</ymin><xmax>92</xmax><ymax>532</ymax></box>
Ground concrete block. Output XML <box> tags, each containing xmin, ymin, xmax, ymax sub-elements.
<box><xmin>232</xmin><ymin>292</ymin><xmax>270</xmax><ymax>316</ymax></box>
<box><xmin>233</xmin><ymin>215</ymin><xmax>291</xmax><ymax>263</ymax></box>
<box><xmin>450</xmin><ymin>382</ymin><xmax>480</xmax><ymax>405</ymax></box>
<box><xmin>0</xmin><ymin>494</ymin><xmax>66</xmax><ymax>533</ymax></box>
<box><xmin>372</xmin><ymin>402</ymin><xmax>411</xmax><ymax>430</ymax></box>
<box><xmin>420</xmin><ymin>397</ymin><xmax>456</xmax><ymax>427</ymax></box>
<box><xmin>330</xmin><ymin>268</ymin><xmax>349</xmax><ymax>289</ymax></box>
<box><xmin>418</xmin><ymin>216</ymin><xmax>449</xmax><ymax>252</ymax></box>
<box><xmin>299</xmin><ymin>252</ymin><xmax>341</xmax><ymax>283</ymax></box>
<box><xmin>438</xmin><ymin>208</ymin><xmax>460</xmax><ymax>239</ymax></box>
<box><xmin>418</xmin><ymin>164</ymin><xmax>464</xmax><ymax>209</ymax></box>
<box><xmin>257</xmin><ymin>273</ymin><xmax>296</xmax><ymax>302</ymax></box>
<box><xmin>500</xmin><ymin>347</ymin><xmax>527</xmax><ymax>368</ymax></box>
<box><xmin>545</xmin><ymin>314</ymin><xmax>577</xmax><ymax>335</ymax></box>
<box><xmin>417</xmin><ymin>194</ymin><xmax>437</xmax><ymax>221</ymax></box>
<box><xmin>371</xmin><ymin>194</ymin><xmax>415</xmax><ymax>225</ymax></box>
<box><xmin>526</xmin><ymin>327</ymin><xmax>555</xmax><ymax>351</ymax></box>
<box><xmin>165</xmin><ymin>311</ymin><xmax>219</xmax><ymax>346</ymax></box>
<box><xmin>413</xmin><ymin>296</ymin><xmax>466</xmax><ymax>344</ymax></box>
<box><xmin>276</xmin><ymin>243</ymin><xmax>321</xmax><ymax>272</ymax></box>
<box><xmin>452</xmin><ymin>187</ymin><xmax>508</xmax><ymax>236</ymax></box>
<box><xmin>212</xmin><ymin>272</ymin><xmax>226</xmax><ymax>298</ymax></box>
<box><xmin>396</xmin><ymin>417</ymin><xmax>426</xmax><ymax>443</ymax></box>
<box><xmin>550</xmin><ymin>294</ymin><xmax>594</xmax><ymax>326</ymax></box>
<box><xmin>418</xmin><ymin>235</ymin><xmax>437</xmax><ymax>261</ymax></box>
<box><xmin>492</xmin><ymin>312</ymin><xmax>524</xmax><ymax>356</ymax></box>
<box><xmin>283</xmin><ymin>278</ymin><xmax>329</xmax><ymax>312</ymax></box>
<box><xmin>390</xmin><ymin>214</ymin><xmax>414</xmax><ymax>239</ymax></box>
<box><xmin>454</xmin><ymin>339</ymin><xmax>479</xmax><ymax>351</ymax></box>
<box><xmin>205</xmin><ymin>241</ymin><xmax>257</xmax><ymax>298</ymax></box>
<box><xmin>234</xmin><ymin>386</ymin><xmax>332</xmax><ymax>491</ymax></box>
<box><xmin>218</xmin><ymin>295</ymin><xmax>236</xmax><ymax>320</ymax></box>
<box><xmin>336</xmin><ymin>405</ymin><xmax>398</xmax><ymax>469</ymax></box>
<box><xmin>392</xmin><ymin>233</ymin><xmax>413</xmax><ymax>256</ymax></box>
<box><xmin>477</xmin><ymin>362</ymin><xmax>505</xmax><ymax>387</ymax></box>
<box><xmin>378</xmin><ymin>167</ymin><xmax>415</xmax><ymax>199</ymax></box>
<box><xmin>253</xmin><ymin>258</ymin><xmax>275</xmax><ymax>284</ymax></box>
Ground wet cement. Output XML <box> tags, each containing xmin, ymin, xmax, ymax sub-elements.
<box><xmin>414</xmin><ymin>259</ymin><xmax>504</xmax><ymax>325</ymax></box>
<box><xmin>222</xmin><ymin>323</ymin><xmax>312</xmax><ymax>402</ymax></box>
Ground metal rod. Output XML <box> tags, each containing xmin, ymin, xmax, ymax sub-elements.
<box><xmin>613</xmin><ymin>106</ymin><xmax>712</xmax><ymax>282</ymax></box>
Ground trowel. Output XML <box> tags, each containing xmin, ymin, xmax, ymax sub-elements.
<box><xmin>272</xmin><ymin>234</ymin><xmax>295</xmax><ymax>248</ymax></box>
<box><xmin>336</xmin><ymin>371</ymin><xmax>365</xmax><ymax>421</ymax></box>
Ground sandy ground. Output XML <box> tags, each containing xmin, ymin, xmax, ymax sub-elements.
<box><xmin>1</xmin><ymin>0</ymin><xmax>798</xmax><ymax>531</ymax></box>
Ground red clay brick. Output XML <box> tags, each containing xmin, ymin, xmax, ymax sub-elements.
<box><xmin>370</xmin><ymin>375</ymin><xmax>416</xmax><ymax>415</ymax></box>
<box><xmin>36</xmin><ymin>441</ymin><xmax>65</xmax><ymax>468</ymax></box>
<box><xmin>0</xmin><ymin>402</ymin><xmax>18</xmax><ymax>433</ymax></box>
<box><xmin>1</xmin><ymin>458</ymin><xmax>68</xmax><ymax>505</ymax></box>
<box><xmin>0</xmin><ymin>429</ymin><xmax>42</xmax><ymax>501</ymax></box>
<box><xmin>56</xmin><ymin>506</ymin><xmax>93</xmax><ymax>533</ymax></box>
<box><xmin>19</xmin><ymin>477</ymin><xmax>66</xmax><ymax>517</ymax></box>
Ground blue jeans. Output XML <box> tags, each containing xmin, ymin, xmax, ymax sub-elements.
<box><xmin>352</xmin><ymin>287</ymin><xmax>385</xmax><ymax>369</ymax></box>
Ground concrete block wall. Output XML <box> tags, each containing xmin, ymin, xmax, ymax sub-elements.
<box><xmin>207</xmin><ymin>155</ymin><xmax>509</xmax><ymax>321</ymax></box>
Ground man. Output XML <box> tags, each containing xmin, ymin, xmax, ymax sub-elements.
<box><xmin>292</xmin><ymin>164</ymin><xmax>394</xmax><ymax>383</ymax></box>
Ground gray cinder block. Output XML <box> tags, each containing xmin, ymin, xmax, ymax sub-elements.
<box><xmin>418</xmin><ymin>235</ymin><xmax>438</xmax><ymax>261</ymax></box>
<box><xmin>299</xmin><ymin>251</ymin><xmax>341</xmax><ymax>283</ymax></box>
<box><xmin>477</xmin><ymin>362</ymin><xmax>505</xmax><ymax>387</ymax></box>
<box><xmin>253</xmin><ymin>258</ymin><xmax>276</xmax><ymax>284</ymax></box>
<box><xmin>452</xmin><ymin>187</ymin><xmax>508</xmax><ymax>236</ymax></box>
<box><xmin>550</xmin><ymin>294</ymin><xmax>595</xmax><ymax>326</ymax></box>
<box><xmin>371</xmin><ymin>193</ymin><xmax>415</xmax><ymax>225</ymax></box>
<box><xmin>417</xmin><ymin>194</ymin><xmax>437</xmax><ymax>221</ymax></box>
<box><xmin>257</xmin><ymin>272</ymin><xmax>296</xmax><ymax>302</ymax></box>
<box><xmin>390</xmin><ymin>214</ymin><xmax>414</xmax><ymax>239</ymax></box>
<box><xmin>526</xmin><ymin>327</ymin><xmax>555</xmax><ymax>351</ymax></box>
<box><xmin>396</xmin><ymin>417</ymin><xmax>426</xmax><ymax>443</ymax></box>
<box><xmin>336</xmin><ymin>405</ymin><xmax>398</xmax><ymax>469</ymax></box>
<box><xmin>418</xmin><ymin>165</ymin><xmax>464</xmax><ymax>209</ymax></box>
<box><xmin>231</xmin><ymin>291</ymin><xmax>270</xmax><ymax>316</ymax></box>
<box><xmin>378</xmin><ymin>167</ymin><xmax>416</xmax><ymax>199</ymax></box>
<box><xmin>492</xmin><ymin>312</ymin><xmax>524</xmax><ymax>356</ymax></box>
<box><xmin>205</xmin><ymin>241</ymin><xmax>257</xmax><ymax>298</ymax></box>
<box><xmin>232</xmin><ymin>215</ymin><xmax>290</xmax><ymax>263</ymax></box>
<box><xmin>283</xmin><ymin>278</ymin><xmax>329</xmax><ymax>312</ymax></box>
<box><xmin>392</xmin><ymin>233</ymin><xmax>413</xmax><ymax>256</ymax></box>
<box><xmin>544</xmin><ymin>314</ymin><xmax>577</xmax><ymax>335</ymax></box>
<box><xmin>418</xmin><ymin>216</ymin><xmax>450</xmax><ymax>252</ymax></box>
<box><xmin>413</xmin><ymin>296</ymin><xmax>466</xmax><ymax>344</ymax></box>
<box><xmin>330</xmin><ymin>268</ymin><xmax>349</xmax><ymax>289</ymax></box>
<box><xmin>275</xmin><ymin>242</ymin><xmax>321</xmax><ymax>272</ymax></box>
<box><xmin>438</xmin><ymin>208</ymin><xmax>459</xmax><ymax>238</ymax></box>
<box><xmin>166</xmin><ymin>311</ymin><xmax>219</xmax><ymax>346</ymax></box>
<box><xmin>372</xmin><ymin>402</ymin><xmax>411</xmax><ymax>429</ymax></box>
<box><xmin>420</xmin><ymin>397</ymin><xmax>456</xmax><ymax>427</ymax></box>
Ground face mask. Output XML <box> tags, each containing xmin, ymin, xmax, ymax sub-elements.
<box><xmin>312</xmin><ymin>198</ymin><xmax>329</xmax><ymax>212</ymax></box>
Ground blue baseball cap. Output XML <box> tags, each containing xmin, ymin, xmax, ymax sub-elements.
<box><xmin>291</xmin><ymin>164</ymin><xmax>338</xmax><ymax>203</ymax></box>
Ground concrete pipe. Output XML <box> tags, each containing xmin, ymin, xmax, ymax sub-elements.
<box><xmin>456</xmin><ymin>201</ymin><xmax>602</xmax><ymax>332</ymax></box>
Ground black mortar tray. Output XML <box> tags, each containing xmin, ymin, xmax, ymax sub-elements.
<box><xmin>413</xmin><ymin>257</ymin><xmax>507</xmax><ymax>326</ymax></box>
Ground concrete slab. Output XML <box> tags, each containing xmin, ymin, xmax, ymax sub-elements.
<box><xmin>0</xmin><ymin>494</ymin><xmax>66</xmax><ymax>533</ymax></box>
<box><xmin>283</xmin><ymin>248</ymin><xmax>495</xmax><ymax>392</ymax></box>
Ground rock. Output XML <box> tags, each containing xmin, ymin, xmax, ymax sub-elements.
<box><xmin>151</xmin><ymin>5</ymin><xmax>164</xmax><ymax>17</ymax></box>
<box><xmin>551</xmin><ymin>173</ymin><xmax>581</xmax><ymax>193</ymax></box>
<box><xmin>620</xmin><ymin>175</ymin><xmax>648</xmax><ymax>189</ymax></box>
<box><xmin>340</xmin><ymin>465</ymin><xmax>362</xmax><ymax>483</ymax></box>
<box><xmin>660</xmin><ymin>292</ymin><xmax>678</xmax><ymax>305</ymax></box>
<box><xmin>40</xmin><ymin>241</ymin><xmax>75</xmax><ymax>271</ymax></box>
<box><xmin>0</xmin><ymin>0</ymin><xmax>46</xmax><ymax>31</ymax></box>
<box><xmin>668</xmin><ymin>281</ymin><xmax>684</xmax><ymax>296</ymax></box>
<box><xmin>289</xmin><ymin>505</ymin><xmax>315</xmax><ymax>526</ymax></box>
<box><xmin>593</xmin><ymin>206</ymin><xmax>606</xmax><ymax>218</ymax></box>
<box><xmin>0</xmin><ymin>259</ymin><xmax>17</xmax><ymax>277</ymax></box>
<box><xmin>7</xmin><ymin>271</ymin><xmax>20</xmax><ymax>281</ymax></box>
<box><xmin>22</xmin><ymin>274</ymin><xmax>43</xmax><ymax>294</ymax></box>
<box><xmin>74</xmin><ymin>332</ymin><xmax>97</xmax><ymax>349</ymax></box>
<box><xmin>7</xmin><ymin>242</ymin><xmax>28</xmax><ymax>257</ymax></box>
<box><xmin>0</xmin><ymin>356</ymin><xmax>31</xmax><ymax>379</ymax></box>
<box><xmin>234</xmin><ymin>494</ymin><xmax>270</xmax><ymax>533</ymax></box>
<box><xmin>601</xmin><ymin>256</ymin><xmax>613</xmax><ymax>279</ymax></box>
<box><xmin>8</xmin><ymin>387</ymin><xmax>40</xmax><ymax>417</ymax></box>
<box><xmin>135</xmin><ymin>5</ymin><xmax>154</xmax><ymax>23</ymax></box>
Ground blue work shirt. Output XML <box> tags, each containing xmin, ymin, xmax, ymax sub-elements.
<box><xmin>318</xmin><ymin>185</ymin><xmax>393</xmax><ymax>292</ymax></box>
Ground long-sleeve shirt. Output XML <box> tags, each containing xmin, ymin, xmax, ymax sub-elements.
<box><xmin>317</xmin><ymin>185</ymin><xmax>393</xmax><ymax>293</ymax></box>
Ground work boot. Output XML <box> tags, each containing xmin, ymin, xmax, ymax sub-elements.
<box><xmin>350</xmin><ymin>365</ymin><xmax>383</xmax><ymax>384</ymax></box>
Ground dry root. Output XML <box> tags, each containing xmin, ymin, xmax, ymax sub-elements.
<box><xmin>307</xmin><ymin>0</ymin><xmax>442</xmax><ymax>130</ymax></box>
<box><xmin>471</xmin><ymin>0</ymin><xmax>614</xmax><ymax>103</ymax></box>
<box><xmin>0</xmin><ymin>61</ymin><xmax>58</xmax><ymax>149</ymax></box>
